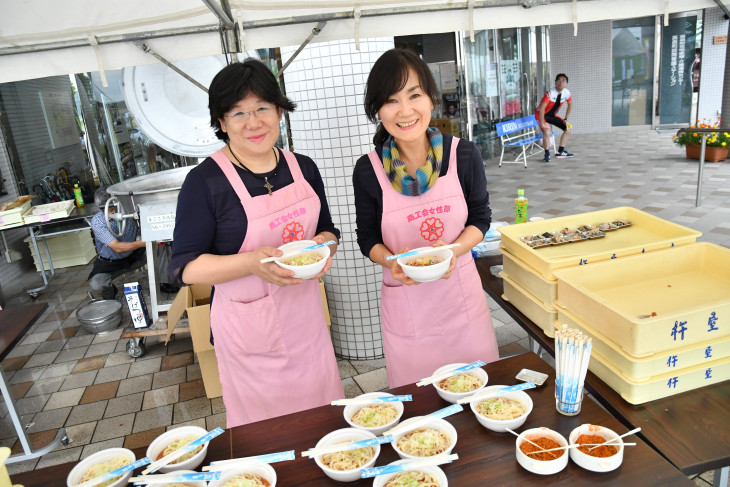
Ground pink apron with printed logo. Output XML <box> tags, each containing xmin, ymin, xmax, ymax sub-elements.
<box><xmin>369</xmin><ymin>138</ymin><xmax>499</xmax><ymax>388</ymax></box>
<box><xmin>209</xmin><ymin>149</ymin><xmax>343</xmax><ymax>427</ymax></box>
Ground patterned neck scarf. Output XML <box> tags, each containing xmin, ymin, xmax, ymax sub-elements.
<box><xmin>382</xmin><ymin>127</ymin><xmax>443</xmax><ymax>196</ymax></box>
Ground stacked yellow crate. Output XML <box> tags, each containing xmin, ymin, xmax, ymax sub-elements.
<box><xmin>553</xmin><ymin>243</ymin><xmax>730</xmax><ymax>404</ymax></box>
<box><xmin>497</xmin><ymin>207</ymin><xmax>701</xmax><ymax>338</ymax></box>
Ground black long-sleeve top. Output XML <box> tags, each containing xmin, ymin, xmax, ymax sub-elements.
<box><xmin>353</xmin><ymin>134</ymin><xmax>492</xmax><ymax>259</ymax></box>
<box><xmin>169</xmin><ymin>149</ymin><xmax>340</xmax><ymax>285</ymax></box>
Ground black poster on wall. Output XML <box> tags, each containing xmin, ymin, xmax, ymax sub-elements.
<box><xmin>659</xmin><ymin>16</ymin><xmax>696</xmax><ymax>125</ymax></box>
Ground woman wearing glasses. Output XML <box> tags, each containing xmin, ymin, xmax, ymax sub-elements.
<box><xmin>353</xmin><ymin>49</ymin><xmax>499</xmax><ymax>388</ymax></box>
<box><xmin>170</xmin><ymin>59</ymin><xmax>343</xmax><ymax>427</ymax></box>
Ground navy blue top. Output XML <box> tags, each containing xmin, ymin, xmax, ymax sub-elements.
<box><xmin>352</xmin><ymin>135</ymin><xmax>492</xmax><ymax>259</ymax></box>
<box><xmin>169</xmin><ymin>148</ymin><xmax>340</xmax><ymax>285</ymax></box>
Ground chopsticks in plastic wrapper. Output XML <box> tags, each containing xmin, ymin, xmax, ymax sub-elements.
<box><xmin>302</xmin><ymin>436</ymin><xmax>393</xmax><ymax>458</ymax></box>
<box><xmin>554</xmin><ymin>324</ymin><xmax>592</xmax><ymax>414</ymax></box>
<box><xmin>360</xmin><ymin>454</ymin><xmax>459</xmax><ymax>478</ymax></box>
<box><xmin>141</xmin><ymin>427</ymin><xmax>224</xmax><ymax>474</ymax></box>
<box><xmin>331</xmin><ymin>395</ymin><xmax>412</xmax><ymax>406</ymax></box>
<box><xmin>131</xmin><ymin>471</ymin><xmax>221</xmax><ymax>485</ymax></box>
<box><xmin>75</xmin><ymin>457</ymin><xmax>150</xmax><ymax>487</ymax></box>
<box><xmin>383</xmin><ymin>404</ymin><xmax>463</xmax><ymax>437</ymax></box>
<box><xmin>203</xmin><ymin>450</ymin><xmax>296</xmax><ymax>471</ymax></box>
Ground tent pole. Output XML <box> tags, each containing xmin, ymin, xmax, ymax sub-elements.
<box><xmin>201</xmin><ymin>0</ymin><xmax>235</xmax><ymax>29</ymax></box>
<box><xmin>134</xmin><ymin>42</ymin><xmax>209</xmax><ymax>93</ymax></box>
<box><xmin>276</xmin><ymin>21</ymin><xmax>327</xmax><ymax>79</ymax></box>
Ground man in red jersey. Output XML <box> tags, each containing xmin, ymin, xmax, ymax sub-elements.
<box><xmin>535</xmin><ymin>73</ymin><xmax>573</xmax><ymax>163</ymax></box>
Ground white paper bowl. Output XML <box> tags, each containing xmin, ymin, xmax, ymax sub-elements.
<box><xmin>145</xmin><ymin>425</ymin><xmax>209</xmax><ymax>473</ymax></box>
<box><xmin>431</xmin><ymin>363</ymin><xmax>488</xmax><ymax>404</ymax></box>
<box><xmin>344</xmin><ymin>392</ymin><xmax>405</xmax><ymax>436</ymax></box>
<box><xmin>313</xmin><ymin>428</ymin><xmax>381</xmax><ymax>482</ymax></box>
<box><xmin>469</xmin><ymin>385</ymin><xmax>533</xmax><ymax>433</ymax></box>
<box><xmin>397</xmin><ymin>247</ymin><xmax>453</xmax><ymax>283</ymax></box>
<box><xmin>274</xmin><ymin>240</ymin><xmax>330</xmax><ymax>279</ymax></box>
<box><xmin>515</xmin><ymin>427</ymin><xmax>569</xmax><ymax>475</ymax></box>
<box><xmin>208</xmin><ymin>462</ymin><xmax>277</xmax><ymax>487</ymax></box>
<box><xmin>372</xmin><ymin>459</ymin><xmax>449</xmax><ymax>487</ymax></box>
<box><xmin>391</xmin><ymin>417</ymin><xmax>458</xmax><ymax>460</ymax></box>
<box><xmin>569</xmin><ymin>424</ymin><xmax>624</xmax><ymax>472</ymax></box>
<box><xmin>66</xmin><ymin>448</ymin><xmax>136</xmax><ymax>487</ymax></box>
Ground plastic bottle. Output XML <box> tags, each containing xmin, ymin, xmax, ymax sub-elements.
<box><xmin>514</xmin><ymin>189</ymin><xmax>527</xmax><ymax>223</ymax></box>
<box><xmin>73</xmin><ymin>183</ymin><xmax>84</xmax><ymax>207</ymax></box>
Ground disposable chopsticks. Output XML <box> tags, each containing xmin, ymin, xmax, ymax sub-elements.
<box><xmin>302</xmin><ymin>436</ymin><xmax>393</xmax><ymax>458</ymax></box>
<box><xmin>260</xmin><ymin>240</ymin><xmax>335</xmax><ymax>263</ymax></box>
<box><xmin>331</xmin><ymin>395</ymin><xmax>412</xmax><ymax>406</ymax></box>
<box><xmin>416</xmin><ymin>360</ymin><xmax>485</xmax><ymax>387</ymax></box>
<box><xmin>202</xmin><ymin>450</ymin><xmax>295</xmax><ymax>471</ymax></box>
<box><xmin>383</xmin><ymin>404</ymin><xmax>463</xmax><ymax>437</ymax></box>
<box><xmin>131</xmin><ymin>471</ymin><xmax>221</xmax><ymax>485</ymax></box>
<box><xmin>75</xmin><ymin>457</ymin><xmax>150</xmax><ymax>487</ymax></box>
<box><xmin>455</xmin><ymin>382</ymin><xmax>536</xmax><ymax>405</ymax></box>
<box><xmin>141</xmin><ymin>427</ymin><xmax>224</xmax><ymax>474</ymax></box>
<box><xmin>386</xmin><ymin>243</ymin><xmax>461</xmax><ymax>261</ymax></box>
<box><xmin>360</xmin><ymin>454</ymin><xmax>459</xmax><ymax>478</ymax></box>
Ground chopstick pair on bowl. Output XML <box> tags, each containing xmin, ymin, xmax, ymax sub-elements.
<box><xmin>385</xmin><ymin>243</ymin><xmax>461</xmax><ymax>261</ymax></box>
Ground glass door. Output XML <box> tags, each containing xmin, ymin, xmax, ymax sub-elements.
<box><xmin>658</xmin><ymin>14</ymin><xmax>698</xmax><ymax>125</ymax></box>
<box><xmin>612</xmin><ymin>17</ymin><xmax>655</xmax><ymax>126</ymax></box>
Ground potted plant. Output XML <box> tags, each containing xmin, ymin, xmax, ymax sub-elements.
<box><xmin>673</xmin><ymin>120</ymin><xmax>730</xmax><ymax>162</ymax></box>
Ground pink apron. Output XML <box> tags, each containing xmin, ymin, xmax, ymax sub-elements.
<box><xmin>209</xmin><ymin>149</ymin><xmax>343</xmax><ymax>427</ymax></box>
<box><xmin>369</xmin><ymin>138</ymin><xmax>499</xmax><ymax>388</ymax></box>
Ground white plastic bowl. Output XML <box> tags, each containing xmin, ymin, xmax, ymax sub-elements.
<box><xmin>372</xmin><ymin>459</ymin><xmax>449</xmax><ymax>487</ymax></box>
<box><xmin>515</xmin><ymin>427</ymin><xmax>569</xmax><ymax>475</ymax></box>
<box><xmin>313</xmin><ymin>428</ymin><xmax>381</xmax><ymax>482</ymax></box>
<box><xmin>344</xmin><ymin>392</ymin><xmax>404</xmax><ymax>436</ymax></box>
<box><xmin>274</xmin><ymin>240</ymin><xmax>330</xmax><ymax>279</ymax></box>
<box><xmin>66</xmin><ymin>447</ymin><xmax>136</xmax><ymax>487</ymax></box>
<box><xmin>208</xmin><ymin>462</ymin><xmax>277</xmax><ymax>487</ymax></box>
<box><xmin>469</xmin><ymin>384</ymin><xmax>533</xmax><ymax>433</ymax></box>
<box><xmin>145</xmin><ymin>425</ymin><xmax>209</xmax><ymax>473</ymax></box>
<box><xmin>431</xmin><ymin>363</ymin><xmax>488</xmax><ymax>404</ymax></box>
<box><xmin>391</xmin><ymin>417</ymin><xmax>458</xmax><ymax>460</ymax></box>
<box><xmin>397</xmin><ymin>247</ymin><xmax>453</xmax><ymax>283</ymax></box>
<box><xmin>569</xmin><ymin>424</ymin><xmax>624</xmax><ymax>472</ymax></box>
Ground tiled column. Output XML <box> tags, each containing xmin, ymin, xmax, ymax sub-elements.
<box><xmin>281</xmin><ymin>38</ymin><xmax>394</xmax><ymax>359</ymax></box>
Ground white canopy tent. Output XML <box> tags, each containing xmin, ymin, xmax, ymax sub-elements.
<box><xmin>0</xmin><ymin>0</ymin><xmax>718</xmax><ymax>83</ymax></box>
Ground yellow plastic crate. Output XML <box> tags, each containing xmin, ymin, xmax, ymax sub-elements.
<box><xmin>587</xmin><ymin>348</ymin><xmax>730</xmax><ymax>405</ymax></box>
<box><xmin>22</xmin><ymin>200</ymin><xmax>75</xmax><ymax>223</ymax></box>
<box><xmin>0</xmin><ymin>200</ymin><xmax>31</xmax><ymax>228</ymax></box>
<box><xmin>501</xmin><ymin>247</ymin><xmax>557</xmax><ymax>307</ymax></box>
<box><xmin>498</xmin><ymin>207</ymin><xmax>701</xmax><ymax>280</ymax></box>
<box><xmin>554</xmin><ymin>243</ymin><xmax>730</xmax><ymax>357</ymax></box>
<box><xmin>24</xmin><ymin>228</ymin><xmax>96</xmax><ymax>271</ymax></box>
<box><xmin>501</xmin><ymin>272</ymin><xmax>556</xmax><ymax>337</ymax></box>
<box><xmin>555</xmin><ymin>305</ymin><xmax>730</xmax><ymax>381</ymax></box>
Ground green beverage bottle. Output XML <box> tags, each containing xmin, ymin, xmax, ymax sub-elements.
<box><xmin>515</xmin><ymin>189</ymin><xmax>527</xmax><ymax>223</ymax></box>
<box><xmin>74</xmin><ymin>183</ymin><xmax>84</xmax><ymax>207</ymax></box>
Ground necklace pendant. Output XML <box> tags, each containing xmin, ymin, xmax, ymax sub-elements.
<box><xmin>264</xmin><ymin>177</ymin><xmax>274</xmax><ymax>195</ymax></box>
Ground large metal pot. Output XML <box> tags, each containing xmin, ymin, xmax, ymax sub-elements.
<box><xmin>106</xmin><ymin>165</ymin><xmax>196</xmax><ymax>211</ymax></box>
<box><xmin>76</xmin><ymin>299</ymin><xmax>123</xmax><ymax>334</ymax></box>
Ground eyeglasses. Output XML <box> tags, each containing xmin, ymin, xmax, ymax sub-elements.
<box><xmin>224</xmin><ymin>104</ymin><xmax>277</xmax><ymax>122</ymax></box>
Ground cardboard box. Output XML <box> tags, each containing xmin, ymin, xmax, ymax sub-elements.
<box><xmin>167</xmin><ymin>284</ymin><xmax>220</xmax><ymax>398</ymax></box>
<box><xmin>431</xmin><ymin>118</ymin><xmax>460</xmax><ymax>137</ymax></box>
<box><xmin>166</xmin><ymin>280</ymin><xmax>331</xmax><ymax>399</ymax></box>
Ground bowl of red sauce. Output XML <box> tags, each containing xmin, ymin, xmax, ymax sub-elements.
<box><xmin>568</xmin><ymin>424</ymin><xmax>624</xmax><ymax>472</ymax></box>
<box><xmin>515</xmin><ymin>427</ymin><xmax>569</xmax><ymax>475</ymax></box>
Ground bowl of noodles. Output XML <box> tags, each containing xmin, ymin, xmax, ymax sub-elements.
<box><xmin>397</xmin><ymin>247</ymin><xmax>453</xmax><ymax>283</ymax></box>
<box><xmin>344</xmin><ymin>392</ymin><xmax>404</xmax><ymax>436</ymax></box>
<box><xmin>313</xmin><ymin>428</ymin><xmax>381</xmax><ymax>482</ymax></box>
<box><xmin>469</xmin><ymin>385</ymin><xmax>533</xmax><ymax>432</ymax></box>
<box><xmin>66</xmin><ymin>447</ymin><xmax>135</xmax><ymax>487</ymax></box>
<box><xmin>431</xmin><ymin>363</ymin><xmax>488</xmax><ymax>404</ymax></box>
<box><xmin>391</xmin><ymin>417</ymin><xmax>457</xmax><ymax>460</ymax></box>
<box><xmin>146</xmin><ymin>426</ymin><xmax>209</xmax><ymax>473</ymax></box>
<box><xmin>274</xmin><ymin>240</ymin><xmax>330</xmax><ymax>280</ymax></box>
<box><xmin>568</xmin><ymin>424</ymin><xmax>624</xmax><ymax>472</ymax></box>
<box><xmin>208</xmin><ymin>462</ymin><xmax>277</xmax><ymax>487</ymax></box>
<box><xmin>515</xmin><ymin>427</ymin><xmax>569</xmax><ymax>475</ymax></box>
<box><xmin>372</xmin><ymin>459</ymin><xmax>448</xmax><ymax>487</ymax></box>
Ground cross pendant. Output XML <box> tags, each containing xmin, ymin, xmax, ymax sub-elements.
<box><xmin>264</xmin><ymin>177</ymin><xmax>274</xmax><ymax>195</ymax></box>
